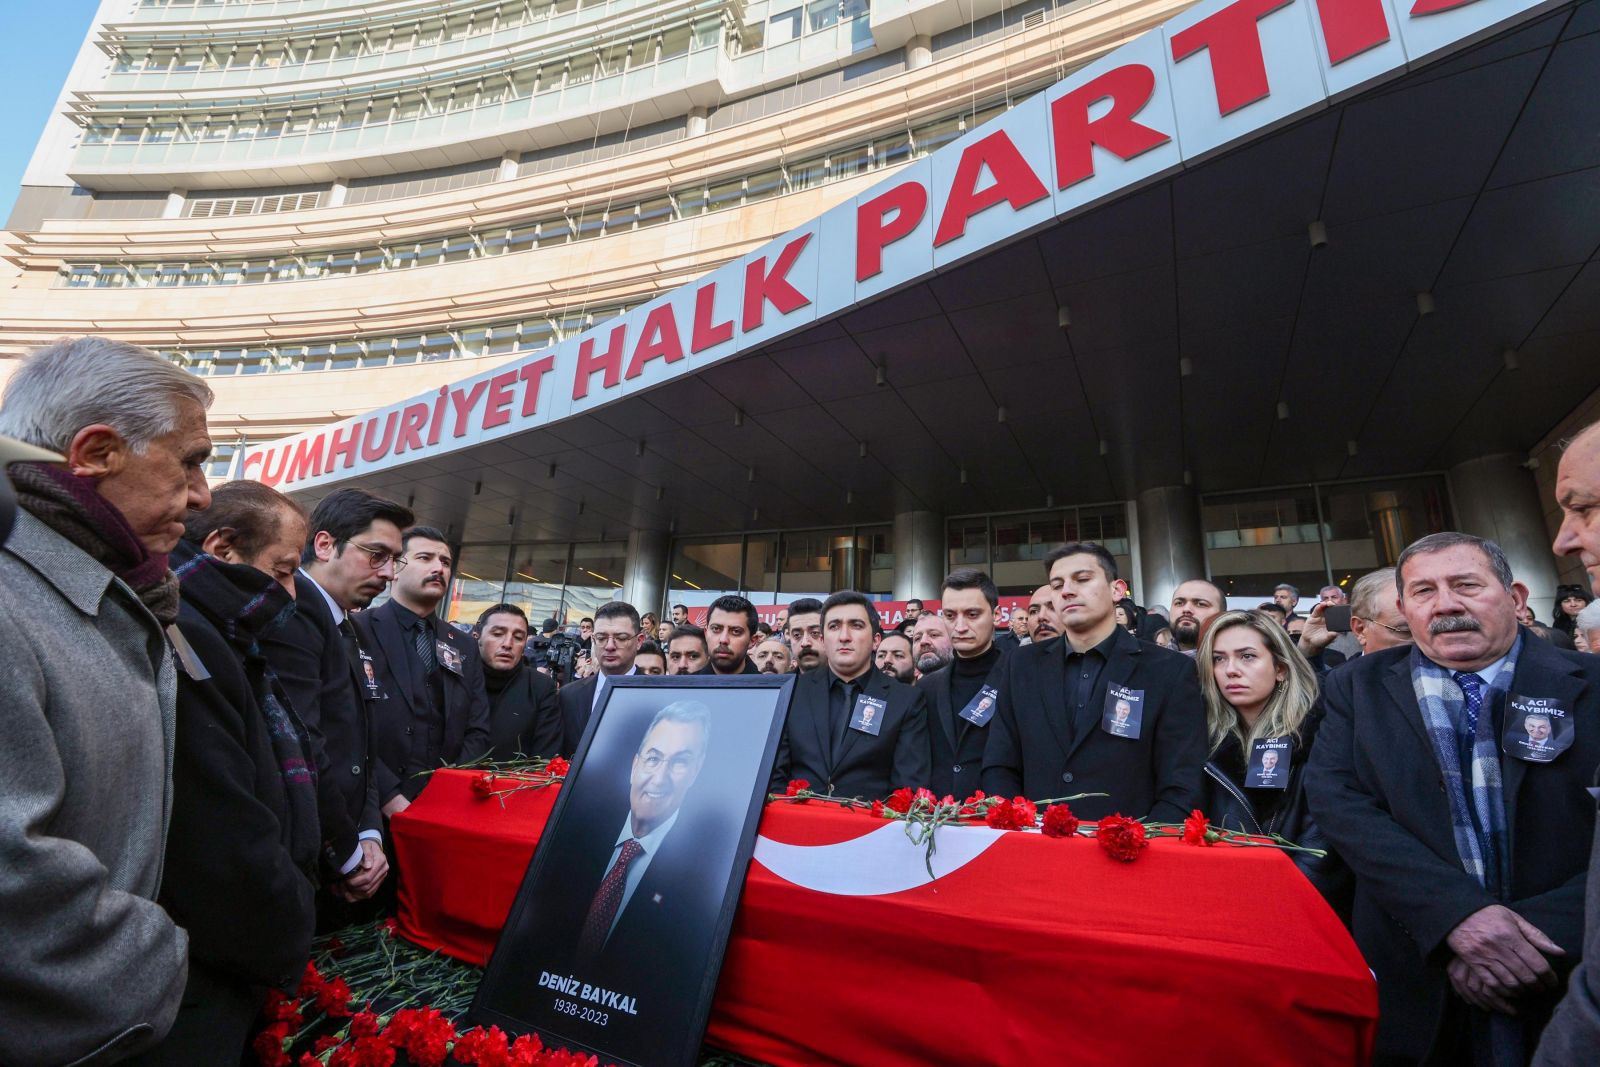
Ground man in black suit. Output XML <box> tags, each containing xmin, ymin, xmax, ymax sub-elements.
<box><xmin>559</xmin><ymin>601</ymin><xmax>642</xmax><ymax>756</ymax></box>
<box><xmin>475</xmin><ymin>603</ymin><xmax>560</xmax><ymax>761</ymax></box>
<box><xmin>981</xmin><ymin>542</ymin><xmax>1205</xmax><ymax>820</ymax></box>
<box><xmin>262</xmin><ymin>487</ymin><xmax>413</xmax><ymax>906</ymax></box>
<box><xmin>353</xmin><ymin>525</ymin><xmax>490</xmax><ymax>816</ymax></box>
<box><xmin>769</xmin><ymin>590</ymin><xmax>930</xmax><ymax>797</ymax></box>
<box><xmin>700</xmin><ymin>594</ymin><xmax>762</xmax><ymax>675</ymax></box>
<box><xmin>917</xmin><ymin>568</ymin><xmax>1008</xmax><ymax>800</ymax></box>
<box><xmin>1307</xmin><ymin>532</ymin><xmax>1599</xmax><ymax>1064</ymax></box>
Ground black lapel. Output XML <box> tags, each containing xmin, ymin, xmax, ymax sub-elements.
<box><xmin>1037</xmin><ymin>642</ymin><xmax>1071</xmax><ymax>759</ymax></box>
<box><xmin>1501</xmin><ymin>636</ymin><xmax>1587</xmax><ymax>841</ymax></box>
<box><xmin>1382</xmin><ymin>655</ymin><xmax>1434</xmax><ymax>753</ymax></box>
<box><xmin>1065</xmin><ymin>629</ymin><xmax>1137</xmax><ymax>762</ymax></box>
<box><xmin>803</xmin><ymin>670</ymin><xmax>832</xmax><ymax>773</ymax></box>
<box><xmin>372</xmin><ymin>603</ymin><xmax>422</xmax><ymax>715</ymax></box>
<box><xmin>932</xmin><ymin>667</ymin><xmax>956</xmax><ymax>752</ymax></box>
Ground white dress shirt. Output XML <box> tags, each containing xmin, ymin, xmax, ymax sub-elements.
<box><xmin>600</xmin><ymin>809</ymin><xmax>680</xmax><ymax>943</ymax></box>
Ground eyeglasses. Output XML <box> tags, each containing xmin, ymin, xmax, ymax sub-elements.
<box><xmin>346</xmin><ymin>539</ymin><xmax>406</xmax><ymax>571</ymax></box>
<box><xmin>592</xmin><ymin>632</ymin><xmax>635</xmax><ymax>646</ymax></box>
<box><xmin>1357</xmin><ymin>615</ymin><xmax>1411</xmax><ymax>636</ymax></box>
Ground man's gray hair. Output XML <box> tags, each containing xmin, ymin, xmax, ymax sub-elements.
<box><xmin>1576</xmin><ymin>600</ymin><xmax>1600</xmax><ymax>633</ymax></box>
<box><xmin>1349</xmin><ymin>567</ymin><xmax>1397</xmax><ymax>620</ymax></box>
<box><xmin>639</xmin><ymin>700</ymin><xmax>712</xmax><ymax>757</ymax></box>
<box><xmin>0</xmin><ymin>337</ymin><xmax>213</xmax><ymax>455</ymax></box>
<box><xmin>1395</xmin><ymin>532</ymin><xmax>1514</xmax><ymax>594</ymax></box>
<box><xmin>1274</xmin><ymin>583</ymin><xmax>1299</xmax><ymax>598</ymax></box>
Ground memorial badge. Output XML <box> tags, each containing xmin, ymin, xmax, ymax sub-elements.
<box><xmin>1246</xmin><ymin>738</ymin><xmax>1292</xmax><ymax>790</ymax></box>
<box><xmin>1100</xmin><ymin>684</ymin><xmax>1143</xmax><ymax>739</ymax></box>
<box><xmin>437</xmin><ymin>640</ymin><xmax>464</xmax><ymax>675</ymax></box>
<box><xmin>850</xmin><ymin>694</ymin><xmax>887</xmax><ymax>736</ymax></box>
<box><xmin>958</xmin><ymin>685</ymin><xmax>1000</xmax><ymax>728</ymax></box>
<box><xmin>1502</xmin><ymin>693</ymin><xmax>1573</xmax><ymax>764</ymax></box>
<box><xmin>358</xmin><ymin>649</ymin><xmax>387</xmax><ymax>700</ymax></box>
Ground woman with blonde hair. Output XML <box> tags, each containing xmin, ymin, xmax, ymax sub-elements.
<box><xmin>1197</xmin><ymin>610</ymin><xmax>1344</xmax><ymax>904</ymax></box>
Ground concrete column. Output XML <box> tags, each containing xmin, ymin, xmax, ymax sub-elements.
<box><xmin>892</xmin><ymin>510</ymin><xmax>943</xmax><ymax>601</ymax></box>
<box><xmin>686</xmin><ymin>106</ymin><xmax>709</xmax><ymax>136</ymax></box>
<box><xmin>1135</xmin><ymin>485</ymin><xmax>1206</xmax><ymax>614</ymax></box>
<box><xmin>621</xmin><ymin>528</ymin><xmax>669</xmax><ymax>618</ymax></box>
<box><xmin>497</xmin><ymin>152</ymin><xmax>520</xmax><ymax>181</ymax></box>
<box><xmin>326</xmin><ymin>180</ymin><xmax>348</xmax><ymax>207</ymax></box>
<box><xmin>906</xmin><ymin>34</ymin><xmax>932</xmax><ymax>70</ymax></box>
<box><xmin>162</xmin><ymin>189</ymin><xmax>186</xmax><ymax>219</ymax></box>
<box><xmin>1448</xmin><ymin>454</ymin><xmax>1559</xmax><ymax>621</ymax></box>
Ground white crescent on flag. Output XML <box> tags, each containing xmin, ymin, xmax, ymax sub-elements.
<box><xmin>753</xmin><ymin>822</ymin><xmax>1018</xmax><ymax>896</ymax></box>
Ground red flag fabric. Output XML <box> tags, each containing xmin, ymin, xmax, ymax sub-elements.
<box><xmin>395</xmin><ymin>770</ymin><xmax>1375</xmax><ymax>1065</ymax></box>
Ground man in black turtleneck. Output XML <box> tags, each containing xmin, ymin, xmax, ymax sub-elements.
<box><xmin>916</xmin><ymin>568</ymin><xmax>1008</xmax><ymax>799</ymax></box>
<box><xmin>476</xmin><ymin>602</ymin><xmax>560</xmax><ymax>761</ymax></box>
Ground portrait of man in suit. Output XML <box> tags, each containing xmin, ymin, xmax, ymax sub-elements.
<box><xmin>1523</xmin><ymin>713</ymin><xmax>1551</xmax><ymax>749</ymax></box>
<box><xmin>1260</xmin><ymin>749</ymin><xmax>1279</xmax><ymax>774</ymax></box>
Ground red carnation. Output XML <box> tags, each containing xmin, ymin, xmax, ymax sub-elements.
<box><xmin>784</xmin><ymin>779</ymin><xmax>811</xmax><ymax>801</ymax></box>
<box><xmin>387</xmin><ymin>1006</ymin><xmax>455</xmax><ymax>1067</ymax></box>
<box><xmin>1041</xmin><ymin>804</ymin><xmax>1081</xmax><ymax>838</ymax></box>
<box><xmin>985</xmin><ymin>796</ymin><xmax>1037</xmax><ymax>831</ymax></box>
<box><xmin>1097</xmin><ymin>814</ymin><xmax>1149</xmax><ymax>862</ymax></box>
<box><xmin>545</xmin><ymin>757</ymin><xmax>570</xmax><ymax>777</ymax></box>
<box><xmin>263</xmin><ymin>989</ymin><xmax>301</xmax><ymax>1024</ymax></box>
<box><xmin>869</xmin><ymin>799</ymin><xmax>885</xmax><ymax>818</ymax></box>
<box><xmin>507</xmin><ymin>1034</ymin><xmax>543</xmax><ymax>1067</ymax></box>
<box><xmin>253</xmin><ymin>1023</ymin><xmax>291</xmax><ymax>1067</ymax></box>
<box><xmin>957</xmin><ymin>790</ymin><xmax>987</xmax><ymax>818</ymax></box>
<box><xmin>381</xmin><ymin>917</ymin><xmax>399</xmax><ymax>939</ymax></box>
<box><xmin>913</xmin><ymin>787</ymin><xmax>938</xmax><ymax>809</ymax></box>
<box><xmin>299</xmin><ymin>1054</ymin><xmax>322</xmax><ymax>1067</ymax></box>
<box><xmin>884</xmin><ymin>787</ymin><xmax>914</xmax><ymax>814</ymax></box>
<box><xmin>332</xmin><ymin>1036</ymin><xmax>395</xmax><ymax>1067</ymax></box>
<box><xmin>296</xmin><ymin>961</ymin><xmax>325</xmax><ymax>998</ymax></box>
<box><xmin>315</xmin><ymin>975</ymin><xmax>353</xmax><ymax>1018</ymax></box>
<box><xmin>453</xmin><ymin>1025</ymin><xmax>511</xmax><ymax>1067</ymax></box>
<box><xmin>349</xmin><ymin>1011</ymin><xmax>381</xmax><ymax>1038</ymax></box>
<box><xmin>471</xmin><ymin>773</ymin><xmax>496</xmax><ymax>800</ymax></box>
<box><xmin>1182</xmin><ymin>809</ymin><xmax>1217</xmax><ymax>846</ymax></box>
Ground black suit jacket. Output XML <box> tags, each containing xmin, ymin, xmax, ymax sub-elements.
<box><xmin>1305</xmin><ymin>633</ymin><xmax>1600</xmax><ymax>1062</ymax></box>
<box><xmin>486</xmin><ymin>664</ymin><xmax>561</xmax><ymax>761</ymax></box>
<box><xmin>353</xmin><ymin>600</ymin><xmax>491</xmax><ymax>802</ymax></box>
<box><xmin>917</xmin><ymin>654</ymin><xmax>1006</xmax><ymax>800</ymax></box>
<box><xmin>980</xmin><ymin>627</ymin><xmax>1206</xmax><ymax>820</ymax></box>
<box><xmin>768</xmin><ymin>665</ymin><xmax>931</xmax><ymax>798</ymax></box>
<box><xmin>696</xmin><ymin>657</ymin><xmax>760</xmax><ymax>676</ymax></box>
<box><xmin>559</xmin><ymin>674</ymin><xmax>598</xmax><ymax>758</ymax></box>
<box><xmin>258</xmin><ymin>575</ymin><xmax>381</xmax><ymax>872</ymax></box>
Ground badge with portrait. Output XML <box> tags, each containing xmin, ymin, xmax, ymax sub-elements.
<box><xmin>358</xmin><ymin>649</ymin><xmax>387</xmax><ymax>700</ymax></box>
<box><xmin>958</xmin><ymin>685</ymin><xmax>1000</xmax><ymax>728</ymax></box>
<box><xmin>1502</xmin><ymin>693</ymin><xmax>1574</xmax><ymax>764</ymax></box>
<box><xmin>1100</xmin><ymin>684</ymin><xmax>1143</xmax><ymax>739</ymax></box>
<box><xmin>436</xmin><ymin>640</ymin><xmax>464</xmax><ymax>676</ymax></box>
<box><xmin>850</xmin><ymin>694</ymin><xmax>887</xmax><ymax>736</ymax></box>
<box><xmin>1246</xmin><ymin>738</ymin><xmax>1292</xmax><ymax>789</ymax></box>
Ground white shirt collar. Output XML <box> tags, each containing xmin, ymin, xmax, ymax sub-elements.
<box><xmin>298</xmin><ymin>568</ymin><xmax>345</xmax><ymax>626</ymax></box>
<box><xmin>613</xmin><ymin>807</ymin><xmax>679</xmax><ymax>856</ymax></box>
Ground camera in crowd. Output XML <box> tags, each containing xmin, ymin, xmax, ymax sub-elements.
<box><xmin>525</xmin><ymin>619</ymin><xmax>585</xmax><ymax>683</ymax></box>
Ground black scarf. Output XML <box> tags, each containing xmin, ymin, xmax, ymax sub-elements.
<box><xmin>482</xmin><ymin>658</ymin><xmax>524</xmax><ymax>695</ymax></box>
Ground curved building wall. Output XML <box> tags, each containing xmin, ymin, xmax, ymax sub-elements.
<box><xmin>0</xmin><ymin>0</ymin><xmax>1194</xmax><ymax>469</ymax></box>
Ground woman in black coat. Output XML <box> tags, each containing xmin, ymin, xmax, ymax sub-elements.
<box><xmin>1195</xmin><ymin>609</ymin><xmax>1347</xmax><ymax>912</ymax></box>
<box><xmin>1551</xmin><ymin>583</ymin><xmax>1592</xmax><ymax>638</ymax></box>
<box><xmin>128</xmin><ymin>482</ymin><xmax>319</xmax><ymax>1065</ymax></box>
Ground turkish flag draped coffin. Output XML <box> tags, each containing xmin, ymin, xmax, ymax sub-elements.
<box><xmin>395</xmin><ymin>771</ymin><xmax>1376</xmax><ymax>1066</ymax></box>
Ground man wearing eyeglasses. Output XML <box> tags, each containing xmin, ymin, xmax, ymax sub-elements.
<box><xmin>263</xmin><ymin>487</ymin><xmax>413</xmax><ymax>915</ymax></box>
<box><xmin>356</xmin><ymin>525</ymin><xmax>491</xmax><ymax>818</ymax></box>
<box><xmin>1298</xmin><ymin>567</ymin><xmax>1412</xmax><ymax>671</ymax></box>
<box><xmin>559</xmin><ymin>601</ymin><xmax>644</xmax><ymax>756</ymax></box>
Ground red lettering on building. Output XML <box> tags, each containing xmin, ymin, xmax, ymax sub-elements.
<box><xmin>361</xmin><ymin>411</ymin><xmax>398</xmax><ymax>462</ymax></box>
<box><xmin>426</xmin><ymin>386</ymin><xmax>449</xmax><ymax>447</ymax></box>
<box><xmin>394</xmin><ymin>403</ymin><xmax>430</xmax><ymax>455</ymax></box>
<box><xmin>518</xmin><ymin>355</ymin><xmax>556</xmax><ymax>417</ymax></box>
<box><xmin>326</xmin><ymin>422</ymin><xmax>360</xmax><ymax>470</ymax></box>
<box><xmin>691</xmin><ymin>283</ymin><xmax>734</xmax><ymax>352</ymax></box>
<box><xmin>627</xmin><ymin>303</ymin><xmax>686</xmax><ymax>380</ymax></box>
<box><xmin>933</xmin><ymin>129</ymin><xmax>1051</xmax><ymax>246</ymax></box>
<box><xmin>1409</xmin><ymin>0</ymin><xmax>1479</xmax><ymax>13</ymax></box>
<box><xmin>482</xmin><ymin>370</ymin><xmax>519</xmax><ymax>430</ymax></box>
<box><xmin>449</xmin><ymin>381</ymin><xmax>489</xmax><ymax>438</ymax></box>
<box><xmin>1314</xmin><ymin>0</ymin><xmax>1391</xmax><ymax>63</ymax></box>
<box><xmin>742</xmin><ymin>232</ymin><xmax>814</xmax><ymax>331</ymax></box>
<box><xmin>258</xmin><ymin>446</ymin><xmax>289</xmax><ymax>488</ymax></box>
<box><xmin>856</xmin><ymin>181</ymin><xmax>927</xmax><ymax>281</ymax></box>
<box><xmin>1051</xmin><ymin>64</ymin><xmax>1172</xmax><ymax>188</ymax></box>
<box><xmin>284</xmin><ymin>433</ymin><xmax>327</xmax><ymax>484</ymax></box>
<box><xmin>573</xmin><ymin>323</ymin><xmax>627</xmax><ymax>400</ymax></box>
<box><xmin>241</xmin><ymin>451</ymin><xmax>263</xmax><ymax>479</ymax></box>
<box><xmin>1170</xmin><ymin>0</ymin><xmax>1294</xmax><ymax>116</ymax></box>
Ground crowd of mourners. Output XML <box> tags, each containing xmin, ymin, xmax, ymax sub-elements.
<box><xmin>3</xmin><ymin>336</ymin><xmax>1600</xmax><ymax>1067</ymax></box>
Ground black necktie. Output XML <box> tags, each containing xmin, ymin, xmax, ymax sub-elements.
<box><xmin>830</xmin><ymin>680</ymin><xmax>857</xmax><ymax>759</ymax></box>
<box><xmin>337</xmin><ymin>617</ymin><xmax>362</xmax><ymax>667</ymax></box>
<box><xmin>414</xmin><ymin>617</ymin><xmax>438</xmax><ymax>676</ymax></box>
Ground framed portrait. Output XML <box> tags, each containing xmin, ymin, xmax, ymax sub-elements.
<box><xmin>471</xmin><ymin>674</ymin><xmax>795</xmax><ymax>1067</ymax></box>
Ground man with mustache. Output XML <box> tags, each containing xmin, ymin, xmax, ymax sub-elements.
<box><xmin>1026</xmin><ymin>584</ymin><xmax>1061</xmax><ymax>643</ymax></box>
<box><xmin>355</xmin><ymin>525</ymin><xmax>491</xmax><ymax>817</ymax></box>
<box><xmin>1168</xmin><ymin>578</ymin><xmax>1227</xmax><ymax>655</ymax></box>
<box><xmin>1308</xmin><ymin>532</ymin><xmax>1600</xmax><ymax>1064</ymax></box>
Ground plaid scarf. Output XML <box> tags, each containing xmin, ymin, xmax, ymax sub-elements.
<box><xmin>1409</xmin><ymin>640</ymin><xmax>1519</xmax><ymax>895</ymax></box>
<box><xmin>171</xmin><ymin>540</ymin><xmax>320</xmax><ymax>873</ymax></box>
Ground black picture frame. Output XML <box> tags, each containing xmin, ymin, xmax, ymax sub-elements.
<box><xmin>470</xmin><ymin>674</ymin><xmax>795</xmax><ymax>1067</ymax></box>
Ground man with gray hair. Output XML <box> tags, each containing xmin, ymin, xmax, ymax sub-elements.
<box><xmin>0</xmin><ymin>337</ymin><xmax>212</xmax><ymax>1063</ymax></box>
<box><xmin>1573</xmin><ymin>600</ymin><xmax>1600</xmax><ymax>654</ymax></box>
<box><xmin>1308</xmin><ymin>532</ymin><xmax>1599</xmax><ymax>1063</ymax></box>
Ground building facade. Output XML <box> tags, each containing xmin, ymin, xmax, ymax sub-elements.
<box><xmin>4</xmin><ymin>0</ymin><xmax>1596</xmax><ymax>628</ymax></box>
